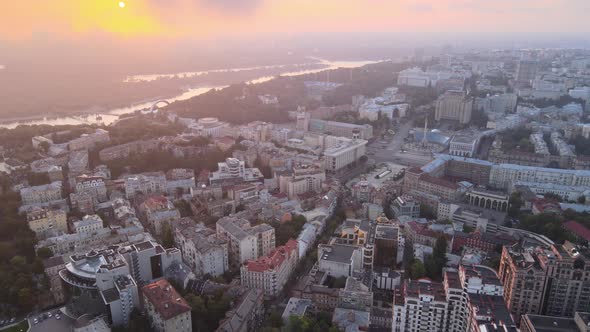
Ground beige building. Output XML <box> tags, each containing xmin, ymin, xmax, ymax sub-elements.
<box><xmin>142</xmin><ymin>279</ymin><xmax>192</xmax><ymax>332</ymax></box>
<box><xmin>279</xmin><ymin>164</ymin><xmax>326</xmax><ymax>199</ymax></box>
<box><xmin>435</xmin><ymin>90</ymin><xmax>473</xmax><ymax>124</ymax></box>
<box><xmin>216</xmin><ymin>217</ymin><xmax>276</xmax><ymax>269</ymax></box>
<box><xmin>499</xmin><ymin>241</ymin><xmax>590</xmax><ymax>324</ymax></box>
<box><xmin>240</xmin><ymin>239</ymin><xmax>298</xmax><ymax>297</ymax></box>
<box><xmin>27</xmin><ymin>207</ymin><xmax>67</xmax><ymax>239</ymax></box>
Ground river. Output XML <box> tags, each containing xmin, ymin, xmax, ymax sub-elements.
<box><xmin>0</xmin><ymin>58</ymin><xmax>382</xmax><ymax>129</ymax></box>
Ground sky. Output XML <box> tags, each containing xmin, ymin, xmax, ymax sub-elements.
<box><xmin>2</xmin><ymin>0</ymin><xmax>589</xmax><ymax>42</ymax></box>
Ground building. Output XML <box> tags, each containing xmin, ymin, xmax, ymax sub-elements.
<box><xmin>216</xmin><ymin>288</ymin><xmax>264</xmax><ymax>332</ymax></box>
<box><xmin>374</xmin><ymin>224</ymin><xmax>401</xmax><ymax>269</ymax></box>
<box><xmin>278</xmin><ymin>164</ymin><xmax>326</xmax><ymax>200</ymax></box>
<box><xmin>171</xmin><ymin>218</ymin><xmax>228</xmax><ymax>277</ymax></box>
<box><xmin>516</xmin><ymin>60</ymin><xmax>538</xmax><ymax>84</ymax></box>
<box><xmin>68</xmin><ymin>129</ymin><xmax>110</xmax><ymax>151</ymax></box>
<box><xmin>393</xmin><ymin>279</ymin><xmax>449</xmax><ymax>332</ymax></box>
<box><xmin>465</xmin><ymin>187</ymin><xmax>509</xmax><ymax>212</ymax></box>
<box><xmin>391</xmin><ymin>195</ymin><xmax>420</xmax><ymax>218</ymax></box>
<box><xmin>476</xmin><ymin>93</ymin><xmax>518</xmax><ymax>114</ymax></box>
<box><xmin>216</xmin><ymin>217</ymin><xmax>276</xmax><ymax>268</ymax></box>
<box><xmin>59</xmin><ymin>242</ymin><xmax>181</xmax><ymax>326</ymax></box>
<box><xmin>43</xmin><ymin>256</ymin><xmax>66</xmax><ymax>304</ymax></box>
<box><xmin>308</xmin><ymin>118</ymin><xmax>373</xmax><ymax>140</ymax></box>
<box><xmin>324</xmin><ymin>138</ymin><xmax>367</xmax><ymax>173</ymax></box>
<box><xmin>26</xmin><ymin>207</ymin><xmax>67</xmax><ymax>239</ymax></box>
<box><xmin>142</xmin><ymin>279</ymin><xmax>192</xmax><ymax>332</ymax></box>
<box><xmin>490</xmin><ymin>164</ymin><xmax>590</xmax><ymax>190</ymax></box>
<box><xmin>435</xmin><ymin>90</ymin><xmax>473</xmax><ymax>124</ymax></box>
<box><xmin>282</xmin><ymin>297</ymin><xmax>312</xmax><ymax>324</ymax></box>
<box><xmin>124</xmin><ymin>172</ymin><xmax>167</xmax><ymax>199</ymax></box>
<box><xmin>209</xmin><ymin>158</ymin><xmax>263</xmax><ymax>185</ymax></box>
<box><xmin>73</xmin><ymin>214</ymin><xmax>104</xmax><ymax>234</ymax></box>
<box><xmin>20</xmin><ymin>181</ymin><xmax>63</xmax><ymax>205</ymax></box>
<box><xmin>317</xmin><ymin>244</ymin><xmax>363</xmax><ymax>278</ymax></box>
<box><xmin>240</xmin><ymin>239</ymin><xmax>298</xmax><ymax>297</ymax></box>
<box><xmin>397</xmin><ymin>67</ymin><xmax>454</xmax><ymax>88</ymax></box>
<box><xmin>332</xmin><ymin>308</ymin><xmax>370</xmax><ymax>332</ymax></box>
<box><xmin>520</xmin><ymin>312</ymin><xmax>590</xmax><ymax>332</ymax></box>
<box><xmin>498</xmin><ymin>241</ymin><xmax>590</xmax><ymax>323</ymax></box>
<box><xmin>99</xmin><ymin>139</ymin><xmax>159</xmax><ymax>161</ymax></box>
<box><xmin>449</xmin><ymin>134</ymin><xmax>479</xmax><ymax>157</ymax></box>
<box><xmin>351</xmin><ymin>180</ymin><xmax>377</xmax><ymax>203</ymax></box>
<box><xmin>140</xmin><ymin>196</ymin><xmax>181</xmax><ymax>235</ymax></box>
<box><xmin>190</xmin><ymin>117</ymin><xmax>228</xmax><ymax>137</ymax></box>
<box><xmin>296</xmin><ymin>111</ymin><xmax>311</xmax><ymax>131</ymax></box>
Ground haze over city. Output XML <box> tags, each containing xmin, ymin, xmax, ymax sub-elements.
<box><xmin>1</xmin><ymin>2</ymin><xmax>590</xmax><ymax>332</ymax></box>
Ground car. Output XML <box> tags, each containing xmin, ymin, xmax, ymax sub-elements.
<box><xmin>55</xmin><ymin>315</ymin><xmax>61</xmax><ymax>320</ymax></box>
<box><xmin>9</xmin><ymin>318</ymin><xmax>15</xmax><ymax>323</ymax></box>
<box><xmin>48</xmin><ymin>312</ymin><xmax>53</xmax><ymax>318</ymax></box>
<box><xmin>33</xmin><ymin>318</ymin><xmax>38</xmax><ymax>325</ymax></box>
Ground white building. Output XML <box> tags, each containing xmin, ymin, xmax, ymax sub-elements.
<box><xmin>435</xmin><ymin>90</ymin><xmax>473</xmax><ymax>124</ymax></box>
<box><xmin>449</xmin><ymin>135</ymin><xmax>479</xmax><ymax>157</ymax></box>
<box><xmin>124</xmin><ymin>172</ymin><xmax>167</xmax><ymax>199</ymax></box>
<box><xmin>73</xmin><ymin>214</ymin><xmax>104</xmax><ymax>234</ymax></box>
<box><xmin>569</xmin><ymin>86</ymin><xmax>590</xmax><ymax>102</ymax></box>
<box><xmin>240</xmin><ymin>239</ymin><xmax>298</xmax><ymax>297</ymax></box>
<box><xmin>26</xmin><ymin>207</ymin><xmax>68</xmax><ymax>239</ymax></box>
<box><xmin>142</xmin><ymin>279</ymin><xmax>192</xmax><ymax>332</ymax></box>
<box><xmin>189</xmin><ymin>117</ymin><xmax>228</xmax><ymax>137</ymax></box>
<box><xmin>323</xmin><ymin>137</ymin><xmax>367</xmax><ymax>173</ymax></box>
<box><xmin>397</xmin><ymin>67</ymin><xmax>454</xmax><ymax>87</ymax></box>
<box><xmin>278</xmin><ymin>164</ymin><xmax>326</xmax><ymax>199</ymax></box>
<box><xmin>317</xmin><ymin>244</ymin><xmax>363</xmax><ymax>278</ymax></box>
<box><xmin>209</xmin><ymin>158</ymin><xmax>263</xmax><ymax>184</ymax></box>
<box><xmin>490</xmin><ymin>164</ymin><xmax>590</xmax><ymax>190</ymax></box>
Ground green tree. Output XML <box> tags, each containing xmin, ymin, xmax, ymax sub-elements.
<box><xmin>419</xmin><ymin>203</ymin><xmax>436</xmax><ymax>220</ymax></box>
<box><xmin>161</xmin><ymin>222</ymin><xmax>174</xmax><ymax>249</ymax></box>
<box><xmin>36</xmin><ymin>247</ymin><xmax>53</xmax><ymax>259</ymax></box>
<box><xmin>409</xmin><ymin>259</ymin><xmax>425</xmax><ymax>280</ymax></box>
<box><xmin>508</xmin><ymin>192</ymin><xmax>523</xmax><ymax>217</ymax></box>
<box><xmin>578</xmin><ymin>196</ymin><xmax>586</xmax><ymax>204</ymax></box>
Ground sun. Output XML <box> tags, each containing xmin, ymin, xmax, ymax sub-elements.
<box><xmin>118</xmin><ymin>1</ymin><xmax>126</xmax><ymax>8</ymax></box>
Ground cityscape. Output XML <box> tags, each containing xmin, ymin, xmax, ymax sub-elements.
<box><xmin>1</xmin><ymin>2</ymin><xmax>590</xmax><ymax>332</ymax></box>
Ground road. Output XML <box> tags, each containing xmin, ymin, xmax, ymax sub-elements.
<box><xmin>28</xmin><ymin>308</ymin><xmax>75</xmax><ymax>332</ymax></box>
<box><xmin>366</xmin><ymin>118</ymin><xmax>431</xmax><ymax>168</ymax></box>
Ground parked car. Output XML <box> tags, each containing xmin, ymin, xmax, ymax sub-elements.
<box><xmin>33</xmin><ymin>318</ymin><xmax>38</xmax><ymax>325</ymax></box>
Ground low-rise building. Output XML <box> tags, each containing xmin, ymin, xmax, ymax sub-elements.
<box><xmin>26</xmin><ymin>207</ymin><xmax>67</xmax><ymax>239</ymax></box>
<box><xmin>124</xmin><ymin>172</ymin><xmax>167</xmax><ymax>199</ymax></box>
<box><xmin>216</xmin><ymin>288</ymin><xmax>264</xmax><ymax>332</ymax></box>
<box><xmin>391</xmin><ymin>195</ymin><xmax>421</xmax><ymax>218</ymax></box>
<box><xmin>142</xmin><ymin>279</ymin><xmax>192</xmax><ymax>332</ymax></box>
<box><xmin>140</xmin><ymin>196</ymin><xmax>181</xmax><ymax>235</ymax></box>
<box><xmin>20</xmin><ymin>181</ymin><xmax>63</xmax><ymax>206</ymax></box>
<box><xmin>73</xmin><ymin>214</ymin><xmax>104</xmax><ymax>234</ymax></box>
<box><xmin>216</xmin><ymin>217</ymin><xmax>276</xmax><ymax>268</ymax></box>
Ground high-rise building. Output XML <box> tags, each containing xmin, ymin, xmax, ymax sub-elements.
<box><xmin>435</xmin><ymin>90</ymin><xmax>474</xmax><ymax>124</ymax></box>
<box><xmin>499</xmin><ymin>241</ymin><xmax>590</xmax><ymax>324</ymax></box>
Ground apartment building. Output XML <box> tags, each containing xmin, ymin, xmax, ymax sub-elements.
<box><xmin>26</xmin><ymin>207</ymin><xmax>67</xmax><ymax>239</ymax></box>
<box><xmin>142</xmin><ymin>279</ymin><xmax>192</xmax><ymax>332</ymax></box>
<box><xmin>20</xmin><ymin>181</ymin><xmax>63</xmax><ymax>205</ymax></box>
<box><xmin>139</xmin><ymin>196</ymin><xmax>181</xmax><ymax>235</ymax></box>
<box><xmin>278</xmin><ymin>164</ymin><xmax>326</xmax><ymax>200</ymax></box>
<box><xmin>171</xmin><ymin>218</ymin><xmax>228</xmax><ymax>277</ymax></box>
<box><xmin>240</xmin><ymin>239</ymin><xmax>298</xmax><ymax>297</ymax></box>
<box><xmin>124</xmin><ymin>172</ymin><xmax>167</xmax><ymax>199</ymax></box>
<box><xmin>499</xmin><ymin>242</ymin><xmax>590</xmax><ymax>323</ymax></box>
<box><xmin>216</xmin><ymin>217</ymin><xmax>276</xmax><ymax>269</ymax></box>
<box><xmin>73</xmin><ymin>214</ymin><xmax>104</xmax><ymax>234</ymax></box>
<box><xmin>324</xmin><ymin>138</ymin><xmax>368</xmax><ymax>173</ymax></box>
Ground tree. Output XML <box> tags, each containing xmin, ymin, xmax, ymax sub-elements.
<box><xmin>161</xmin><ymin>222</ymin><xmax>174</xmax><ymax>249</ymax></box>
<box><xmin>409</xmin><ymin>259</ymin><xmax>425</xmax><ymax>280</ymax></box>
<box><xmin>470</xmin><ymin>107</ymin><xmax>489</xmax><ymax>128</ymax></box>
<box><xmin>36</xmin><ymin>247</ymin><xmax>53</xmax><ymax>259</ymax></box>
<box><xmin>425</xmin><ymin>236</ymin><xmax>448</xmax><ymax>281</ymax></box>
<box><xmin>463</xmin><ymin>225</ymin><xmax>474</xmax><ymax>233</ymax></box>
<box><xmin>419</xmin><ymin>203</ymin><xmax>436</xmax><ymax>220</ymax></box>
<box><xmin>578</xmin><ymin>196</ymin><xmax>587</xmax><ymax>204</ymax></box>
<box><xmin>508</xmin><ymin>192</ymin><xmax>523</xmax><ymax>217</ymax></box>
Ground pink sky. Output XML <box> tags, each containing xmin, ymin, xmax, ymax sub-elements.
<box><xmin>1</xmin><ymin>0</ymin><xmax>589</xmax><ymax>42</ymax></box>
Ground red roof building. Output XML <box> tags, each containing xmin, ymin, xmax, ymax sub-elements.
<box><xmin>241</xmin><ymin>239</ymin><xmax>298</xmax><ymax>297</ymax></box>
<box><xmin>142</xmin><ymin>279</ymin><xmax>192</xmax><ymax>332</ymax></box>
<box><xmin>563</xmin><ymin>221</ymin><xmax>590</xmax><ymax>242</ymax></box>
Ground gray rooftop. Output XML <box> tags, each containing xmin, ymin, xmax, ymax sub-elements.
<box><xmin>320</xmin><ymin>244</ymin><xmax>357</xmax><ymax>264</ymax></box>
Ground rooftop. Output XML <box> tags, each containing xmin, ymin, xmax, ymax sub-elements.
<box><xmin>142</xmin><ymin>279</ymin><xmax>191</xmax><ymax>320</ymax></box>
<box><xmin>319</xmin><ymin>244</ymin><xmax>357</xmax><ymax>264</ymax></box>
<box><xmin>522</xmin><ymin>314</ymin><xmax>578</xmax><ymax>332</ymax></box>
